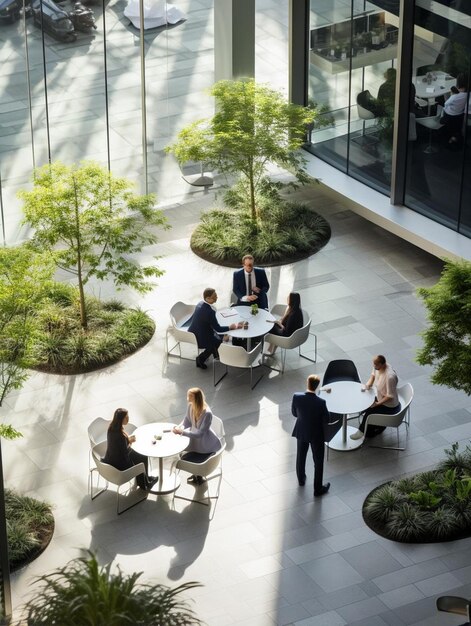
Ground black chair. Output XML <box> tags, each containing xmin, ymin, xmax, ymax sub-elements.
<box><xmin>416</xmin><ymin>63</ymin><xmax>441</xmax><ymax>76</ymax></box>
<box><xmin>436</xmin><ymin>596</ymin><xmax>470</xmax><ymax>623</ymax></box>
<box><xmin>322</xmin><ymin>359</ymin><xmax>361</xmax><ymax>385</ymax></box>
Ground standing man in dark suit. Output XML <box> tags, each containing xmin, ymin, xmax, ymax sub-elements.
<box><xmin>188</xmin><ymin>288</ymin><xmax>243</xmax><ymax>370</ymax></box>
<box><xmin>291</xmin><ymin>374</ymin><xmax>330</xmax><ymax>496</ymax></box>
<box><xmin>233</xmin><ymin>254</ymin><xmax>270</xmax><ymax>310</ymax></box>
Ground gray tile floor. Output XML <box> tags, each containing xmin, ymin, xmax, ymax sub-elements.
<box><xmin>4</xmin><ymin>180</ymin><xmax>471</xmax><ymax>625</ymax></box>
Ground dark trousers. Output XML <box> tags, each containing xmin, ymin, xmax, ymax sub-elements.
<box><xmin>359</xmin><ymin>402</ymin><xmax>401</xmax><ymax>437</ymax></box>
<box><xmin>198</xmin><ymin>340</ymin><xmax>222</xmax><ymax>364</ymax></box>
<box><xmin>296</xmin><ymin>439</ymin><xmax>324</xmax><ymax>494</ymax></box>
<box><xmin>129</xmin><ymin>448</ymin><xmax>150</xmax><ymax>489</ymax></box>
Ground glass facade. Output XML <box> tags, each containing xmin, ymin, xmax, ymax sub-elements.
<box><xmin>0</xmin><ymin>0</ymin><xmax>215</xmax><ymax>244</ymax></box>
<box><xmin>306</xmin><ymin>0</ymin><xmax>471</xmax><ymax>237</ymax></box>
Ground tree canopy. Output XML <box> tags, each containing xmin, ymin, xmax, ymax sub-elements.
<box><xmin>167</xmin><ymin>79</ymin><xmax>316</xmax><ymax>221</ymax></box>
<box><xmin>417</xmin><ymin>259</ymin><xmax>471</xmax><ymax>396</ymax></box>
<box><xmin>19</xmin><ymin>161</ymin><xmax>169</xmax><ymax>328</ymax></box>
<box><xmin>0</xmin><ymin>245</ymin><xmax>55</xmax><ymax>437</ymax></box>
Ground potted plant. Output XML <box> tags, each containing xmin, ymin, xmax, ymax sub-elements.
<box><xmin>250</xmin><ymin>303</ymin><xmax>259</xmax><ymax>316</ymax></box>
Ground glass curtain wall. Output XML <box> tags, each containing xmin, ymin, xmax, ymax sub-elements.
<box><xmin>307</xmin><ymin>0</ymin><xmax>399</xmax><ymax>193</ymax></box>
<box><xmin>0</xmin><ymin>0</ymin><xmax>214</xmax><ymax>245</ymax></box>
<box><xmin>404</xmin><ymin>0</ymin><xmax>471</xmax><ymax>235</ymax></box>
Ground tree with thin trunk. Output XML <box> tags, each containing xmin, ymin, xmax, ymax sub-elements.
<box><xmin>19</xmin><ymin>161</ymin><xmax>169</xmax><ymax>330</ymax></box>
<box><xmin>166</xmin><ymin>79</ymin><xmax>316</xmax><ymax>222</ymax></box>
<box><xmin>417</xmin><ymin>258</ymin><xmax>471</xmax><ymax>396</ymax></box>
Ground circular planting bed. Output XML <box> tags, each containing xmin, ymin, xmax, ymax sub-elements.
<box><xmin>362</xmin><ymin>443</ymin><xmax>471</xmax><ymax>543</ymax></box>
<box><xmin>191</xmin><ymin>202</ymin><xmax>331</xmax><ymax>267</ymax></box>
<box><xmin>6</xmin><ymin>489</ymin><xmax>54</xmax><ymax>573</ymax></box>
<box><xmin>32</xmin><ymin>283</ymin><xmax>155</xmax><ymax>375</ymax></box>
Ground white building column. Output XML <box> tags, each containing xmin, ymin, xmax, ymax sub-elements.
<box><xmin>214</xmin><ymin>0</ymin><xmax>255</xmax><ymax>82</ymax></box>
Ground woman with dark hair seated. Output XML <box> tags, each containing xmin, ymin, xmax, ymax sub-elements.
<box><xmin>265</xmin><ymin>292</ymin><xmax>304</xmax><ymax>355</ymax></box>
<box><xmin>102</xmin><ymin>408</ymin><xmax>157</xmax><ymax>490</ymax></box>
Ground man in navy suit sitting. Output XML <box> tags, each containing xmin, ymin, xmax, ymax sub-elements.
<box><xmin>188</xmin><ymin>288</ymin><xmax>243</xmax><ymax>370</ymax></box>
<box><xmin>233</xmin><ymin>254</ymin><xmax>270</xmax><ymax>310</ymax></box>
<box><xmin>291</xmin><ymin>374</ymin><xmax>331</xmax><ymax>496</ymax></box>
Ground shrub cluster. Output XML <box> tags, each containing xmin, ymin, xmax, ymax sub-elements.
<box><xmin>363</xmin><ymin>442</ymin><xmax>471</xmax><ymax>542</ymax></box>
<box><xmin>191</xmin><ymin>195</ymin><xmax>331</xmax><ymax>266</ymax></box>
<box><xmin>32</xmin><ymin>283</ymin><xmax>155</xmax><ymax>374</ymax></box>
<box><xmin>6</xmin><ymin>489</ymin><xmax>54</xmax><ymax>571</ymax></box>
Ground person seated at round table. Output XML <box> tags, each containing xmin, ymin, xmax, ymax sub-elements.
<box><xmin>439</xmin><ymin>73</ymin><xmax>468</xmax><ymax>146</ymax></box>
<box><xmin>173</xmin><ymin>387</ymin><xmax>222</xmax><ymax>485</ymax></box>
<box><xmin>265</xmin><ymin>292</ymin><xmax>304</xmax><ymax>355</ymax></box>
<box><xmin>102</xmin><ymin>408</ymin><xmax>158</xmax><ymax>490</ymax></box>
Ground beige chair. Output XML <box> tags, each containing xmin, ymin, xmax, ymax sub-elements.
<box><xmin>172</xmin><ymin>416</ymin><xmax>225</xmax><ymax>511</ymax></box>
<box><xmin>397</xmin><ymin>383</ymin><xmax>414</xmax><ymax>429</ymax></box>
<box><xmin>364</xmin><ymin>386</ymin><xmax>414</xmax><ymax>451</ymax></box>
<box><xmin>165</xmin><ymin>301</ymin><xmax>199</xmax><ymax>361</ymax></box>
<box><xmin>353</xmin><ymin>90</ymin><xmax>379</xmax><ymax>146</ymax></box>
<box><xmin>89</xmin><ymin>441</ymin><xmax>147</xmax><ymax>515</ymax></box>
<box><xmin>264</xmin><ymin>306</ymin><xmax>317</xmax><ymax>374</ymax></box>
<box><xmin>214</xmin><ymin>342</ymin><xmax>264</xmax><ymax>389</ymax></box>
<box><xmin>416</xmin><ymin>105</ymin><xmax>443</xmax><ymax>153</ymax></box>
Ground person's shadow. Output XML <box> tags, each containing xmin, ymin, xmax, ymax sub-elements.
<box><xmin>78</xmin><ymin>488</ymin><xmax>211</xmax><ymax>580</ymax></box>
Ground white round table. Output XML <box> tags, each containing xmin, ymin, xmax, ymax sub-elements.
<box><xmin>319</xmin><ymin>381</ymin><xmax>375</xmax><ymax>451</ymax></box>
<box><xmin>132</xmin><ymin>422</ymin><xmax>188</xmax><ymax>494</ymax></box>
<box><xmin>216</xmin><ymin>306</ymin><xmax>275</xmax><ymax>349</ymax></box>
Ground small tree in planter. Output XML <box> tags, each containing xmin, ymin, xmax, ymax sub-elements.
<box><xmin>19</xmin><ymin>161</ymin><xmax>169</xmax><ymax>330</ymax></box>
<box><xmin>167</xmin><ymin>79</ymin><xmax>316</xmax><ymax>222</ymax></box>
<box><xmin>416</xmin><ymin>258</ymin><xmax>471</xmax><ymax>395</ymax></box>
<box><xmin>0</xmin><ymin>245</ymin><xmax>56</xmax><ymax>621</ymax></box>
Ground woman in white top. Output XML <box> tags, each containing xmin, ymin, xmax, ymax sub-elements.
<box><xmin>351</xmin><ymin>355</ymin><xmax>401</xmax><ymax>440</ymax></box>
<box><xmin>173</xmin><ymin>387</ymin><xmax>221</xmax><ymax>484</ymax></box>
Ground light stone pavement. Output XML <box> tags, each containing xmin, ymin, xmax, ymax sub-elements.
<box><xmin>3</xmin><ymin>180</ymin><xmax>471</xmax><ymax>626</ymax></box>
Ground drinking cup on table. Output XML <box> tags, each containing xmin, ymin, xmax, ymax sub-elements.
<box><xmin>243</xmin><ymin>321</ymin><xmax>249</xmax><ymax>330</ymax></box>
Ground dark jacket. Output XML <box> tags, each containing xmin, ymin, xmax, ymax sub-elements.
<box><xmin>281</xmin><ymin>308</ymin><xmax>304</xmax><ymax>337</ymax></box>
<box><xmin>233</xmin><ymin>267</ymin><xmax>269</xmax><ymax>310</ymax></box>
<box><xmin>188</xmin><ymin>301</ymin><xmax>229</xmax><ymax>350</ymax></box>
<box><xmin>102</xmin><ymin>429</ymin><xmax>132</xmax><ymax>471</ymax></box>
<box><xmin>291</xmin><ymin>392</ymin><xmax>329</xmax><ymax>443</ymax></box>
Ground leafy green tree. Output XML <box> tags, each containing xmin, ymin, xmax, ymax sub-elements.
<box><xmin>0</xmin><ymin>245</ymin><xmax>55</xmax><ymax>425</ymax></box>
<box><xmin>167</xmin><ymin>79</ymin><xmax>316</xmax><ymax>222</ymax></box>
<box><xmin>19</xmin><ymin>161</ymin><xmax>169</xmax><ymax>329</ymax></box>
<box><xmin>417</xmin><ymin>259</ymin><xmax>471</xmax><ymax>395</ymax></box>
<box><xmin>21</xmin><ymin>552</ymin><xmax>203</xmax><ymax>626</ymax></box>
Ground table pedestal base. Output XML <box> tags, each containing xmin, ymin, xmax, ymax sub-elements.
<box><xmin>148</xmin><ymin>469</ymin><xmax>180</xmax><ymax>495</ymax></box>
<box><xmin>327</xmin><ymin>426</ymin><xmax>364</xmax><ymax>451</ymax></box>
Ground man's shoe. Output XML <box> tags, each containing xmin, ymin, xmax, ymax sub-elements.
<box><xmin>187</xmin><ymin>475</ymin><xmax>197</xmax><ymax>483</ymax></box>
<box><xmin>196</xmin><ymin>358</ymin><xmax>207</xmax><ymax>370</ymax></box>
<box><xmin>147</xmin><ymin>476</ymin><xmax>159</xmax><ymax>490</ymax></box>
<box><xmin>298</xmin><ymin>474</ymin><xmax>306</xmax><ymax>487</ymax></box>
<box><xmin>350</xmin><ymin>429</ymin><xmax>364</xmax><ymax>441</ymax></box>
<box><xmin>314</xmin><ymin>482</ymin><xmax>330</xmax><ymax>497</ymax></box>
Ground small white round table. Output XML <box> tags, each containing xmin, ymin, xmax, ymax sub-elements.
<box><xmin>131</xmin><ymin>422</ymin><xmax>188</xmax><ymax>494</ymax></box>
<box><xmin>216</xmin><ymin>306</ymin><xmax>275</xmax><ymax>349</ymax></box>
<box><xmin>319</xmin><ymin>381</ymin><xmax>375</xmax><ymax>451</ymax></box>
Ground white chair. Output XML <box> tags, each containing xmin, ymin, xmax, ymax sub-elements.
<box><xmin>353</xmin><ymin>90</ymin><xmax>379</xmax><ymax>146</ymax></box>
<box><xmin>263</xmin><ymin>306</ymin><xmax>317</xmax><ymax>374</ymax></box>
<box><xmin>416</xmin><ymin>105</ymin><xmax>443</xmax><ymax>153</ymax></box>
<box><xmin>364</xmin><ymin>386</ymin><xmax>414</xmax><ymax>451</ymax></box>
<box><xmin>173</xmin><ymin>416</ymin><xmax>225</xmax><ymax>510</ymax></box>
<box><xmin>89</xmin><ymin>441</ymin><xmax>147</xmax><ymax>515</ymax></box>
<box><xmin>165</xmin><ymin>301</ymin><xmax>199</xmax><ymax>361</ymax></box>
<box><xmin>87</xmin><ymin>418</ymin><xmax>137</xmax><ymax>470</ymax></box>
<box><xmin>214</xmin><ymin>342</ymin><xmax>264</xmax><ymax>389</ymax></box>
<box><xmin>397</xmin><ymin>382</ymin><xmax>414</xmax><ymax>428</ymax></box>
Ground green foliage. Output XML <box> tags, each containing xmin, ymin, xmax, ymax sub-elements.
<box><xmin>167</xmin><ymin>79</ymin><xmax>316</xmax><ymax>221</ymax></box>
<box><xmin>386</xmin><ymin>503</ymin><xmax>427</xmax><ymax>542</ymax></box>
<box><xmin>362</xmin><ymin>484</ymin><xmax>403</xmax><ymax>523</ymax></box>
<box><xmin>19</xmin><ymin>161</ymin><xmax>169</xmax><ymax>329</ymax></box>
<box><xmin>416</xmin><ymin>259</ymin><xmax>471</xmax><ymax>396</ymax></box>
<box><xmin>191</xmin><ymin>201</ymin><xmax>330</xmax><ymax>265</ymax></box>
<box><xmin>363</xmin><ymin>442</ymin><xmax>471</xmax><ymax>542</ymax></box>
<box><xmin>21</xmin><ymin>551</ymin><xmax>202</xmax><ymax>626</ymax></box>
<box><xmin>407</xmin><ymin>490</ymin><xmax>441</xmax><ymax>509</ymax></box>
<box><xmin>31</xmin><ymin>286</ymin><xmax>155</xmax><ymax>374</ymax></box>
<box><xmin>0</xmin><ymin>245</ymin><xmax>55</xmax><ymax>425</ymax></box>
<box><xmin>5</xmin><ymin>489</ymin><xmax>53</xmax><ymax>567</ymax></box>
